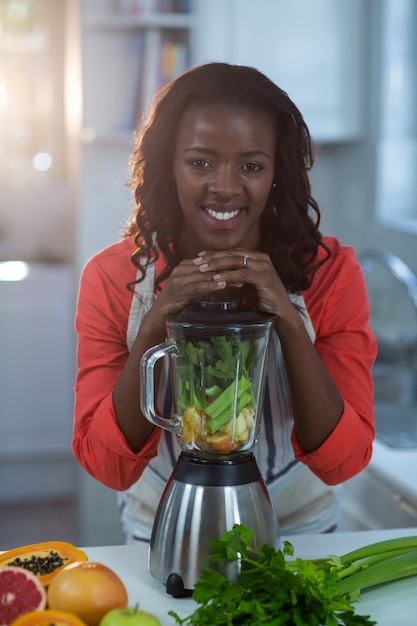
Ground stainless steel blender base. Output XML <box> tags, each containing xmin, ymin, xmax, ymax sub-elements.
<box><xmin>149</xmin><ymin>453</ymin><xmax>280</xmax><ymax>595</ymax></box>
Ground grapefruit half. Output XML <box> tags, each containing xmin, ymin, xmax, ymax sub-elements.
<box><xmin>0</xmin><ymin>566</ymin><xmax>46</xmax><ymax>626</ymax></box>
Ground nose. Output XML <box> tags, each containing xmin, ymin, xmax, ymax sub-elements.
<box><xmin>208</xmin><ymin>166</ymin><xmax>242</xmax><ymax>198</ymax></box>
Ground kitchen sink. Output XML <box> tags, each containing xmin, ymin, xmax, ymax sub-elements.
<box><xmin>373</xmin><ymin>363</ymin><xmax>417</xmax><ymax>448</ymax></box>
<box><xmin>357</xmin><ymin>249</ymin><xmax>417</xmax><ymax>449</ymax></box>
<box><xmin>373</xmin><ymin>363</ymin><xmax>417</xmax><ymax>404</ymax></box>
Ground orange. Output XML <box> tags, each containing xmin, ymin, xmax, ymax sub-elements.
<box><xmin>11</xmin><ymin>609</ymin><xmax>87</xmax><ymax>625</ymax></box>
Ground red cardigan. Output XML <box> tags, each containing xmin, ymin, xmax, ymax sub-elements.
<box><xmin>72</xmin><ymin>235</ymin><xmax>376</xmax><ymax>490</ymax></box>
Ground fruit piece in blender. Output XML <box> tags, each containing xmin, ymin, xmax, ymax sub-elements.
<box><xmin>181</xmin><ymin>406</ymin><xmax>205</xmax><ymax>443</ymax></box>
<box><xmin>205</xmin><ymin>432</ymin><xmax>236</xmax><ymax>453</ymax></box>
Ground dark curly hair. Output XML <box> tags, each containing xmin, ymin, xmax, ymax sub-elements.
<box><xmin>125</xmin><ymin>62</ymin><xmax>330</xmax><ymax>293</ymax></box>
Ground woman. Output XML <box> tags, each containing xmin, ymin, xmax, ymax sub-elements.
<box><xmin>72</xmin><ymin>62</ymin><xmax>376</xmax><ymax>542</ymax></box>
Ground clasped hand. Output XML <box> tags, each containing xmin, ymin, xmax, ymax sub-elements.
<box><xmin>149</xmin><ymin>249</ymin><xmax>296</xmax><ymax>330</ymax></box>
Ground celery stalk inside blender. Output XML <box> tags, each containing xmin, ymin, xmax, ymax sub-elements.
<box><xmin>175</xmin><ymin>335</ymin><xmax>259</xmax><ymax>453</ymax></box>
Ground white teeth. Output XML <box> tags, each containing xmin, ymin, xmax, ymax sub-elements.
<box><xmin>205</xmin><ymin>208</ymin><xmax>240</xmax><ymax>221</ymax></box>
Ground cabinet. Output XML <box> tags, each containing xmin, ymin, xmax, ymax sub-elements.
<box><xmin>192</xmin><ymin>0</ymin><xmax>366</xmax><ymax>143</ymax></box>
<box><xmin>0</xmin><ymin>264</ymin><xmax>77</xmax><ymax>504</ymax></box>
<box><xmin>78</xmin><ymin>0</ymin><xmax>196</xmax><ymax>267</ymax></box>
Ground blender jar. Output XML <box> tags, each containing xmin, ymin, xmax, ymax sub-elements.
<box><xmin>140</xmin><ymin>297</ymin><xmax>276</xmax><ymax>459</ymax></box>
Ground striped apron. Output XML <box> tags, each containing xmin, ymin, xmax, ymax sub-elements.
<box><xmin>118</xmin><ymin>263</ymin><xmax>341</xmax><ymax>542</ymax></box>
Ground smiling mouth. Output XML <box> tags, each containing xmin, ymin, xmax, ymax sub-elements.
<box><xmin>205</xmin><ymin>207</ymin><xmax>241</xmax><ymax>221</ymax></box>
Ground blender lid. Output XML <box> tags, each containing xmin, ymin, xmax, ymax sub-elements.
<box><xmin>171</xmin><ymin>295</ymin><xmax>276</xmax><ymax>325</ymax></box>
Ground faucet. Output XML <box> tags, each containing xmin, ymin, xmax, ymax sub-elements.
<box><xmin>358</xmin><ymin>249</ymin><xmax>417</xmax><ymax>366</ymax></box>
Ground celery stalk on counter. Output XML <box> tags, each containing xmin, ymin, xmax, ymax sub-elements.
<box><xmin>169</xmin><ymin>524</ymin><xmax>417</xmax><ymax>626</ymax></box>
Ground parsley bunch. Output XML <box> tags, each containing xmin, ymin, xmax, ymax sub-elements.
<box><xmin>169</xmin><ymin>525</ymin><xmax>376</xmax><ymax>626</ymax></box>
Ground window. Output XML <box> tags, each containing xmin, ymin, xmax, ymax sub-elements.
<box><xmin>375</xmin><ymin>0</ymin><xmax>417</xmax><ymax>234</ymax></box>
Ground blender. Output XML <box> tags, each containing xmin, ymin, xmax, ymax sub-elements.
<box><xmin>140</xmin><ymin>295</ymin><xmax>280</xmax><ymax>596</ymax></box>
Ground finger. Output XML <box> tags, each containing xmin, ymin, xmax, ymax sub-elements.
<box><xmin>165</xmin><ymin>266</ymin><xmax>228</xmax><ymax>304</ymax></box>
<box><xmin>194</xmin><ymin>250</ymin><xmax>254</xmax><ymax>273</ymax></box>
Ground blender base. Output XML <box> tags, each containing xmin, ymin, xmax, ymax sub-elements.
<box><xmin>149</xmin><ymin>452</ymin><xmax>280</xmax><ymax>596</ymax></box>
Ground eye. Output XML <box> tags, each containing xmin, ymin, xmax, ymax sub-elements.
<box><xmin>240</xmin><ymin>162</ymin><xmax>264</xmax><ymax>173</ymax></box>
<box><xmin>188</xmin><ymin>158</ymin><xmax>212</xmax><ymax>169</ymax></box>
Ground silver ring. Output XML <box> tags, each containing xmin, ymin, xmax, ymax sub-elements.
<box><xmin>243</xmin><ymin>254</ymin><xmax>249</xmax><ymax>269</ymax></box>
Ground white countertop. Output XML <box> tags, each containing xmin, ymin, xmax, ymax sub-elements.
<box><xmin>85</xmin><ymin>527</ymin><xmax>417</xmax><ymax>626</ymax></box>
<box><xmin>370</xmin><ymin>439</ymin><xmax>417</xmax><ymax>501</ymax></box>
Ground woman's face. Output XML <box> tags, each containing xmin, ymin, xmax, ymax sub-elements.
<box><xmin>173</xmin><ymin>105</ymin><xmax>276</xmax><ymax>256</ymax></box>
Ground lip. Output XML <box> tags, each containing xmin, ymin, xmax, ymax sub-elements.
<box><xmin>201</xmin><ymin>203</ymin><xmax>246</xmax><ymax>229</ymax></box>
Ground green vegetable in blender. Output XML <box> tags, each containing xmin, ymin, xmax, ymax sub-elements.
<box><xmin>176</xmin><ymin>335</ymin><xmax>257</xmax><ymax>429</ymax></box>
<box><xmin>204</xmin><ymin>376</ymin><xmax>253</xmax><ymax>432</ymax></box>
<box><xmin>169</xmin><ymin>524</ymin><xmax>417</xmax><ymax>626</ymax></box>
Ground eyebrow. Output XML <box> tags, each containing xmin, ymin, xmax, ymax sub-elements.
<box><xmin>183</xmin><ymin>147</ymin><xmax>271</xmax><ymax>159</ymax></box>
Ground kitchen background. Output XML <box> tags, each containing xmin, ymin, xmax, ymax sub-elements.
<box><xmin>0</xmin><ymin>0</ymin><xmax>416</xmax><ymax>549</ymax></box>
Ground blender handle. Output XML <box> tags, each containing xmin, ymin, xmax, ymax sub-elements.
<box><xmin>140</xmin><ymin>339</ymin><xmax>182</xmax><ymax>433</ymax></box>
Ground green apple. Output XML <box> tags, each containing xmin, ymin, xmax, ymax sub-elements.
<box><xmin>100</xmin><ymin>606</ymin><xmax>161</xmax><ymax>626</ymax></box>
